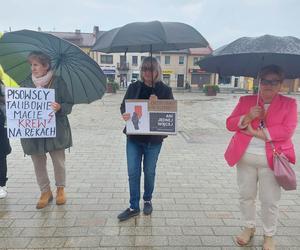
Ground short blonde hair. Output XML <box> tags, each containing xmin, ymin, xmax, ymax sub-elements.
<box><xmin>140</xmin><ymin>56</ymin><xmax>162</xmax><ymax>83</ymax></box>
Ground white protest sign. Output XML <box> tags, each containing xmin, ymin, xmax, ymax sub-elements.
<box><xmin>5</xmin><ymin>87</ymin><xmax>56</xmax><ymax>138</ymax></box>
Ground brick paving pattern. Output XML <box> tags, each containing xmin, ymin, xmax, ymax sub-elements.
<box><xmin>1</xmin><ymin>92</ymin><xmax>300</xmax><ymax>249</ymax></box>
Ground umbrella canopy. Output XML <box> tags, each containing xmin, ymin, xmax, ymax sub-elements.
<box><xmin>198</xmin><ymin>34</ymin><xmax>300</xmax><ymax>79</ymax></box>
<box><xmin>92</xmin><ymin>21</ymin><xmax>209</xmax><ymax>53</ymax></box>
<box><xmin>0</xmin><ymin>29</ymin><xmax>106</xmax><ymax>104</ymax></box>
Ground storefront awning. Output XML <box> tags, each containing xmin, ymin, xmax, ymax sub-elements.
<box><xmin>102</xmin><ymin>69</ymin><xmax>116</xmax><ymax>75</ymax></box>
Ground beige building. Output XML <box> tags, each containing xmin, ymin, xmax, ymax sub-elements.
<box><xmin>46</xmin><ymin>26</ymin><xmax>216</xmax><ymax>89</ymax></box>
<box><xmin>152</xmin><ymin>51</ymin><xmax>188</xmax><ymax>87</ymax></box>
<box><xmin>45</xmin><ymin>26</ymin><xmax>300</xmax><ymax>92</ymax></box>
<box><xmin>187</xmin><ymin>47</ymin><xmax>215</xmax><ymax>88</ymax></box>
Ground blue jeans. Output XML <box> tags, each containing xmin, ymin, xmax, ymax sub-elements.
<box><xmin>126</xmin><ymin>138</ymin><xmax>162</xmax><ymax>210</ymax></box>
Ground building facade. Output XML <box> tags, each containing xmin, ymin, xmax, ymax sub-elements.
<box><xmin>41</xmin><ymin>26</ymin><xmax>300</xmax><ymax>92</ymax></box>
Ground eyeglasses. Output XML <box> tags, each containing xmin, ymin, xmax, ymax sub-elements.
<box><xmin>260</xmin><ymin>79</ymin><xmax>281</xmax><ymax>85</ymax></box>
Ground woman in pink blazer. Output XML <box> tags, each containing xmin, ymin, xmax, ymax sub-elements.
<box><xmin>225</xmin><ymin>65</ymin><xmax>297</xmax><ymax>250</ymax></box>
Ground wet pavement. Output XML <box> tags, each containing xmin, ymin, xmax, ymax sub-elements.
<box><xmin>1</xmin><ymin>92</ymin><xmax>300</xmax><ymax>249</ymax></box>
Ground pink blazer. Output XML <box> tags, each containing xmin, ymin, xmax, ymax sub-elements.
<box><xmin>224</xmin><ymin>94</ymin><xmax>298</xmax><ymax>170</ymax></box>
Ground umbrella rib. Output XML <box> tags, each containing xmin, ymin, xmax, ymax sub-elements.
<box><xmin>60</xmin><ymin>63</ymin><xmax>77</xmax><ymax>102</ymax></box>
<box><xmin>63</xmin><ymin>58</ymin><xmax>105</xmax><ymax>97</ymax></box>
<box><xmin>0</xmin><ymin>49</ymin><xmax>39</xmax><ymax>57</ymax></box>
<box><xmin>62</xmin><ymin>55</ymin><xmax>106</xmax><ymax>93</ymax></box>
<box><xmin>157</xmin><ymin>21</ymin><xmax>168</xmax><ymax>45</ymax></box>
<box><xmin>4</xmin><ymin>59</ymin><xmax>28</xmax><ymax>74</ymax></box>
<box><xmin>63</xmin><ymin>62</ymin><xmax>90</xmax><ymax>102</ymax></box>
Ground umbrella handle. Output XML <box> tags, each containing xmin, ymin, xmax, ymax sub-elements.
<box><xmin>256</xmin><ymin>79</ymin><xmax>261</xmax><ymax>105</ymax></box>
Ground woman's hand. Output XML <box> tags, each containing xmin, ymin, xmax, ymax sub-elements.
<box><xmin>122</xmin><ymin>113</ymin><xmax>131</xmax><ymax>121</ymax></box>
<box><xmin>51</xmin><ymin>102</ymin><xmax>61</xmax><ymax>112</ymax></box>
<box><xmin>241</xmin><ymin>106</ymin><xmax>264</xmax><ymax>127</ymax></box>
<box><xmin>149</xmin><ymin>94</ymin><xmax>158</xmax><ymax>104</ymax></box>
<box><xmin>248</xmin><ymin>106</ymin><xmax>264</xmax><ymax>120</ymax></box>
<box><xmin>241</xmin><ymin>123</ymin><xmax>267</xmax><ymax>140</ymax></box>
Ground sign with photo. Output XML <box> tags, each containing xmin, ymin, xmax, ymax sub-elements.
<box><xmin>5</xmin><ymin>87</ymin><xmax>56</xmax><ymax>138</ymax></box>
<box><xmin>125</xmin><ymin>99</ymin><xmax>177</xmax><ymax>135</ymax></box>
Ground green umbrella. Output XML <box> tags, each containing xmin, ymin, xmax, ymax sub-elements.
<box><xmin>0</xmin><ymin>29</ymin><xmax>106</xmax><ymax>104</ymax></box>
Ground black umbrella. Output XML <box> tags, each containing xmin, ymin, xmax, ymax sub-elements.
<box><xmin>92</xmin><ymin>20</ymin><xmax>209</xmax><ymax>53</ymax></box>
<box><xmin>92</xmin><ymin>21</ymin><xmax>208</xmax><ymax>86</ymax></box>
<box><xmin>0</xmin><ymin>29</ymin><xmax>107</xmax><ymax>104</ymax></box>
<box><xmin>199</xmin><ymin>34</ymin><xmax>300</xmax><ymax>79</ymax></box>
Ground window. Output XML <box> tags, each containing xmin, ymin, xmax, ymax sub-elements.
<box><xmin>194</xmin><ymin>56</ymin><xmax>204</xmax><ymax>66</ymax></box>
<box><xmin>163</xmin><ymin>74</ymin><xmax>170</xmax><ymax>85</ymax></box>
<box><xmin>165</xmin><ymin>56</ymin><xmax>170</xmax><ymax>65</ymax></box>
<box><xmin>177</xmin><ymin>74</ymin><xmax>184</xmax><ymax>87</ymax></box>
<box><xmin>179</xmin><ymin>56</ymin><xmax>184</xmax><ymax>65</ymax></box>
<box><xmin>132</xmin><ymin>56</ymin><xmax>138</xmax><ymax>65</ymax></box>
<box><xmin>120</xmin><ymin>55</ymin><xmax>126</xmax><ymax>64</ymax></box>
<box><xmin>100</xmin><ymin>55</ymin><xmax>113</xmax><ymax>64</ymax></box>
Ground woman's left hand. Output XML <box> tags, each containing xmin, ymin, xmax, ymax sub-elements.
<box><xmin>51</xmin><ymin>102</ymin><xmax>61</xmax><ymax>112</ymax></box>
<box><xmin>149</xmin><ymin>94</ymin><xmax>158</xmax><ymax>104</ymax></box>
<box><xmin>241</xmin><ymin>124</ymin><xmax>267</xmax><ymax>140</ymax></box>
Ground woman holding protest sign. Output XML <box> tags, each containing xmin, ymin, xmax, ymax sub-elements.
<box><xmin>118</xmin><ymin>57</ymin><xmax>174</xmax><ymax>221</ymax></box>
<box><xmin>20</xmin><ymin>51</ymin><xmax>73</xmax><ymax>209</ymax></box>
<box><xmin>0</xmin><ymin>80</ymin><xmax>11</xmax><ymax>198</ymax></box>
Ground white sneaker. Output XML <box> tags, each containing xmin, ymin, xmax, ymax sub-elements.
<box><xmin>0</xmin><ymin>186</ymin><xmax>7</xmax><ymax>199</ymax></box>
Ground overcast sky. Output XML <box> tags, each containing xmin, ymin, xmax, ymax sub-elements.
<box><xmin>1</xmin><ymin>0</ymin><xmax>299</xmax><ymax>49</ymax></box>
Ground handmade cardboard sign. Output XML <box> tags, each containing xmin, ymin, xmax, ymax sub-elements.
<box><xmin>5</xmin><ymin>87</ymin><xmax>56</xmax><ymax>138</ymax></box>
<box><xmin>125</xmin><ymin>99</ymin><xmax>177</xmax><ymax>135</ymax></box>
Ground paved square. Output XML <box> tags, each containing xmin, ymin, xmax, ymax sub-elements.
<box><xmin>1</xmin><ymin>92</ymin><xmax>300</xmax><ymax>249</ymax></box>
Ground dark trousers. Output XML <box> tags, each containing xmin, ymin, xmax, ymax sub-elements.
<box><xmin>0</xmin><ymin>156</ymin><xmax>8</xmax><ymax>187</ymax></box>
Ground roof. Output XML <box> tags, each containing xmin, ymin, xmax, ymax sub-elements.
<box><xmin>188</xmin><ymin>46</ymin><xmax>213</xmax><ymax>55</ymax></box>
<box><xmin>153</xmin><ymin>49</ymin><xmax>189</xmax><ymax>54</ymax></box>
<box><xmin>46</xmin><ymin>30</ymin><xmax>105</xmax><ymax>47</ymax></box>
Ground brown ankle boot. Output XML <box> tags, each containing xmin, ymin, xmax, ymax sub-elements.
<box><xmin>36</xmin><ymin>190</ymin><xmax>53</xmax><ymax>209</ymax></box>
<box><xmin>56</xmin><ymin>187</ymin><xmax>66</xmax><ymax>205</ymax></box>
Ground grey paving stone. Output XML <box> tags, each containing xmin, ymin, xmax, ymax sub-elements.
<box><xmin>100</xmin><ymin>236</ymin><xmax>135</xmax><ymax>247</ymax></box>
<box><xmin>182</xmin><ymin>226</ymin><xmax>214</xmax><ymax>236</ymax></box>
<box><xmin>0</xmin><ymin>227</ymin><xmax>24</xmax><ymax>237</ymax></box>
<box><xmin>27</xmin><ymin>237</ymin><xmax>66</xmax><ymax>248</ymax></box>
<box><xmin>0</xmin><ymin>238</ymin><xmax>31</xmax><ymax>248</ymax></box>
<box><xmin>168</xmin><ymin>236</ymin><xmax>202</xmax><ymax>246</ymax></box>
<box><xmin>21</xmin><ymin>227</ymin><xmax>56</xmax><ymax>237</ymax></box>
<box><xmin>135</xmin><ymin>236</ymin><xmax>168</xmax><ymax>246</ymax></box>
<box><xmin>120</xmin><ymin>227</ymin><xmax>152</xmax><ymax>236</ymax></box>
<box><xmin>200</xmin><ymin>236</ymin><xmax>235</xmax><ymax>246</ymax></box>
<box><xmin>64</xmin><ymin>236</ymin><xmax>101</xmax><ymax>247</ymax></box>
<box><xmin>1</xmin><ymin>93</ymin><xmax>300</xmax><ymax>249</ymax></box>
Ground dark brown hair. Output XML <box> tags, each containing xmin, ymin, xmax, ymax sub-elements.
<box><xmin>259</xmin><ymin>65</ymin><xmax>284</xmax><ymax>81</ymax></box>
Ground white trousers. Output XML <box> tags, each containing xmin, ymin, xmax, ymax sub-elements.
<box><xmin>237</xmin><ymin>153</ymin><xmax>281</xmax><ymax>236</ymax></box>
